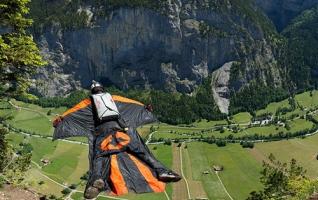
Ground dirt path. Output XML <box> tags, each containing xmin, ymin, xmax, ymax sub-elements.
<box><xmin>172</xmin><ymin>144</ymin><xmax>189</xmax><ymax>200</ymax></box>
<box><xmin>145</xmin><ymin>131</ymin><xmax>157</xmax><ymax>145</ymax></box>
<box><xmin>215</xmin><ymin>171</ymin><xmax>234</xmax><ymax>200</ymax></box>
<box><xmin>179</xmin><ymin>143</ymin><xmax>191</xmax><ymax>200</ymax></box>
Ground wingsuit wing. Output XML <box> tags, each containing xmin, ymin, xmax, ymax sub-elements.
<box><xmin>53</xmin><ymin>95</ymin><xmax>157</xmax><ymax>140</ymax></box>
<box><xmin>113</xmin><ymin>95</ymin><xmax>158</xmax><ymax>128</ymax></box>
<box><xmin>53</xmin><ymin>98</ymin><xmax>94</xmax><ymax>140</ymax></box>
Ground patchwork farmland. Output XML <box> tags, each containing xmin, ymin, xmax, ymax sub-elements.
<box><xmin>1</xmin><ymin>90</ymin><xmax>318</xmax><ymax>199</ymax></box>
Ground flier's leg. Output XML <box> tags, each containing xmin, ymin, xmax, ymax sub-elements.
<box><xmin>85</xmin><ymin>132</ymin><xmax>111</xmax><ymax>199</ymax></box>
<box><xmin>94</xmin><ymin>156</ymin><xmax>111</xmax><ymax>187</ymax></box>
<box><xmin>85</xmin><ymin>156</ymin><xmax>110</xmax><ymax>199</ymax></box>
<box><xmin>127</xmin><ymin>129</ymin><xmax>181</xmax><ymax>182</ymax></box>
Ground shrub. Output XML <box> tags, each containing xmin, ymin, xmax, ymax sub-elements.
<box><xmin>216</xmin><ymin>140</ymin><xmax>226</xmax><ymax>147</ymax></box>
<box><xmin>164</xmin><ymin>139</ymin><xmax>172</xmax><ymax>146</ymax></box>
<box><xmin>38</xmin><ymin>180</ymin><xmax>45</xmax><ymax>185</ymax></box>
<box><xmin>80</xmin><ymin>172</ymin><xmax>89</xmax><ymax>180</ymax></box>
<box><xmin>69</xmin><ymin>184</ymin><xmax>77</xmax><ymax>189</ymax></box>
<box><xmin>49</xmin><ymin>194</ymin><xmax>57</xmax><ymax>199</ymax></box>
<box><xmin>61</xmin><ymin>188</ymin><xmax>71</xmax><ymax>195</ymax></box>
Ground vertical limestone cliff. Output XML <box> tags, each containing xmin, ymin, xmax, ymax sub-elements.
<box><xmin>28</xmin><ymin>0</ymin><xmax>318</xmax><ymax>113</ymax></box>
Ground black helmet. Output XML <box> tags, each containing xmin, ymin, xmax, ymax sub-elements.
<box><xmin>91</xmin><ymin>80</ymin><xmax>104</xmax><ymax>94</ymax></box>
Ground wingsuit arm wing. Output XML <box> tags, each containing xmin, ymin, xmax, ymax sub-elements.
<box><xmin>53</xmin><ymin>98</ymin><xmax>95</xmax><ymax>140</ymax></box>
<box><xmin>112</xmin><ymin>95</ymin><xmax>158</xmax><ymax>128</ymax></box>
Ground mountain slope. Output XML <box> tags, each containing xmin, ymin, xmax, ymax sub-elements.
<box><xmin>282</xmin><ymin>5</ymin><xmax>318</xmax><ymax>90</ymax></box>
<box><xmin>255</xmin><ymin>0</ymin><xmax>318</xmax><ymax>31</ymax></box>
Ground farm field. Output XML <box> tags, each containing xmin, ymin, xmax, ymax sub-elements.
<box><xmin>253</xmin><ymin>133</ymin><xmax>318</xmax><ymax>178</ymax></box>
<box><xmin>184</xmin><ymin>143</ymin><xmax>263</xmax><ymax>200</ymax></box>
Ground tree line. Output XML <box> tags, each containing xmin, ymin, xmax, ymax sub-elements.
<box><xmin>17</xmin><ymin>77</ymin><xmax>227</xmax><ymax>125</ymax></box>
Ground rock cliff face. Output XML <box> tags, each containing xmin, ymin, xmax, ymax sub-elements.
<box><xmin>29</xmin><ymin>0</ymin><xmax>318</xmax><ymax>113</ymax></box>
<box><xmin>30</xmin><ymin>0</ymin><xmax>283</xmax><ymax>98</ymax></box>
<box><xmin>255</xmin><ymin>0</ymin><xmax>318</xmax><ymax>31</ymax></box>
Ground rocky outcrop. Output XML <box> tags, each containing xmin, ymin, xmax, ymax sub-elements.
<box><xmin>211</xmin><ymin>61</ymin><xmax>233</xmax><ymax>114</ymax></box>
<box><xmin>30</xmin><ymin>35</ymin><xmax>81</xmax><ymax>96</ymax></box>
<box><xmin>255</xmin><ymin>0</ymin><xmax>318</xmax><ymax>31</ymax></box>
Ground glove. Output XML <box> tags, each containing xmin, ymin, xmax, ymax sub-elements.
<box><xmin>53</xmin><ymin>116</ymin><xmax>63</xmax><ymax>128</ymax></box>
<box><xmin>145</xmin><ymin>104</ymin><xmax>153</xmax><ymax>112</ymax></box>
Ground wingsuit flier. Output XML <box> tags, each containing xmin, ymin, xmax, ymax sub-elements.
<box><xmin>53</xmin><ymin>81</ymin><xmax>181</xmax><ymax>199</ymax></box>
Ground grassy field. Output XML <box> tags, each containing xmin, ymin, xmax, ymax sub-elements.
<box><xmin>6</xmin><ymin>133</ymin><xmax>88</xmax><ymax>190</ymax></box>
<box><xmin>256</xmin><ymin>90</ymin><xmax>318</xmax><ymax>118</ymax></box>
<box><xmin>253</xmin><ymin>133</ymin><xmax>318</xmax><ymax>178</ymax></box>
<box><xmin>191</xmin><ymin>119</ymin><xmax>228</xmax><ymax>128</ymax></box>
<box><xmin>7</xmin><ymin>109</ymin><xmax>53</xmax><ymax>136</ymax></box>
<box><xmin>232</xmin><ymin>112</ymin><xmax>252</xmax><ymax>124</ymax></box>
<box><xmin>295</xmin><ymin>90</ymin><xmax>318</xmax><ymax>109</ymax></box>
<box><xmin>185</xmin><ymin>142</ymin><xmax>263</xmax><ymax>200</ymax></box>
<box><xmin>256</xmin><ymin>99</ymin><xmax>290</xmax><ymax>116</ymax></box>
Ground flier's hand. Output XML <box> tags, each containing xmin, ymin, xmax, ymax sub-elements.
<box><xmin>53</xmin><ymin>116</ymin><xmax>63</xmax><ymax>128</ymax></box>
<box><xmin>145</xmin><ymin>104</ymin><xmax>153</xmax><ymax>112</ymax></box>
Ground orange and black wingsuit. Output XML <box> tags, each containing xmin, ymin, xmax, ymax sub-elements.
<box><xmin>53</xmin><ymin>96</ymin><xmax>168</xmax><ymax>195</ymax></box>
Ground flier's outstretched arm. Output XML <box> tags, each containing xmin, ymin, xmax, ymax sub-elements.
<box><xmin>53</xmin><ymin>98</ymin><xmax>95</xmax><ymax>140</ymax></box>
<box><xmin>112</xmin><ymin>95</ymin><xmax>158</xmax><ymax>128</ymax></box>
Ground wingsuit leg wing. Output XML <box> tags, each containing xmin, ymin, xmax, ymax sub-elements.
<box><xmin>126</xmin><ymin>129</ymin><xmax>168</xmax><ymax>174</ymax></box>
<box><xmin>87</xmin><ymin>123</ymin><xmax>166</xmax><ymax>196</ymax></box>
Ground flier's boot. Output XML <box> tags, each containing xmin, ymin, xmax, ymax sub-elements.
<box><xmin>158</xmin><ymin>170</ymin><xmax>182</xmax><ymax>182</ymax></box>
<box><xmin>84</xmin><ymin>178</ymin><xmax>105</xmax><ymax>199</ymax></box>
<box><xmin>84</xmin><ymin>186</ymin><xmax>100</xmax><ymax>199</ymax></box>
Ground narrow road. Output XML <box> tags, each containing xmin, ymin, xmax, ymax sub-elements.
<box><xmin>145</xmin><ymin>131</ymin><xmax>157</xmax><ymax>145</ymax></box>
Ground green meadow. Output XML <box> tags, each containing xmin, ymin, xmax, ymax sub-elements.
<box><xmin>184</xmin><ymin>143</ymin><xmax>263</xmax><ymax>200</ymax></box>
<box><xmin>254</xmin><ymin>134</ymin><xmax>318</xmax><ymax>178</ymax></box>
